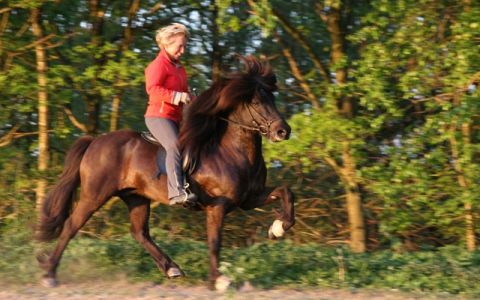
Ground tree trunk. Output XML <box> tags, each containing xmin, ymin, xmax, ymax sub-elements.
<box><xmin>465</xmin><ymin>201</ymin><xmax>475</xmax><ymax>251</ymax></box>
<box><xmin>0</xmin><ymin>8</ymin><xmax>10</xmax><ymax>56</ymax></box>
<box><xmin>87</xmin><ymin>0</ymin><xmax>105</xmax><ymax>135</ymax></box>
<box><xmin>341</xmin><ymin>142</ymin><xmax>366</xmax><ymax>253</ymax></box>
<box><xmin>211</xmin><ymin>2</ymin><xmax>222</xmax><ymax>82</ymax></box>
<box><xmin>31</xmin><ymin>7</ymin><xmax>49</xmax><ymax>211</ymax></box>
<box><xmin>461</xmin><ymin>122</ymin><xmax>475</xmax><ymax>251</ymax></box>
<box><xmin>110</xmin><ymin>0</ymin><xmax>140</xmax><ymax>132</ymax></box>
<box><xmin>460</xmin><ymin>0</ymin><xmax>475</xmax><ymax>254</ymax></box>
<box><xmin>110</xmin><ymin>94</ymin><xmax>121</xmax><ymax>132</ymax></box>
<box><xmin>86</xmin><ymin>98</ymin><xmax>100</xmax><ymax>134</ymax></box>
<box><xmin>326</xmin><ymin>5</ymin><xmax>366</xmax><ymax>252</ymax></box>
<box><xmin>449</xmin><ymin>118</ymin><xmax>476</xmax><ymax>251</ymax></box>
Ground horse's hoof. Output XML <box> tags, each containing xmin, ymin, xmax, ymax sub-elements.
<box><xmin>215</xmin><ymin>275</ymin><xmax>232</xmax><ymax>292</ymax></box>
<box><xmin>41</xmin><ymin>277</ymin><xmax>57</xmax><ymax>288</ymax></box>
<box><xmin>268</xmin><ymin>219</ymin><xmax>285</xmax><ymax>239</ymax></box>
<box><xmin>167</xmin><ymin>267</ymin><xmax>183</xmax><ymax>278</ymax></box>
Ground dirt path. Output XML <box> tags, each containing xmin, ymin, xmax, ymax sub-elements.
<box><xmin>0</xmin><ymin>281</ymin><xmax>465</xmax><ymax>300</ymax></box>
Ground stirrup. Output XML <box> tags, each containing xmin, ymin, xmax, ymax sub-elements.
<box><xmin>169</xmin><ymin>192</ymin><xmax>197</xmax><ymax>207</ymax></box>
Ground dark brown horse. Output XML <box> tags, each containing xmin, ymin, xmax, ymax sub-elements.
<box><xmin>36</xmin><ymin>56</ymin><xmax>295</xmax><ymax>290</ymax></box>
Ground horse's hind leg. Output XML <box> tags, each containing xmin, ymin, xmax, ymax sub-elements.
<box><xmin>38</xmin><ymin>191</ymin><xmax>108</xmax><ymax>287</ymax></box>
<box><xmin>122</xmin><ymin>195</ymin><xmax>182</xmax><ymax>278</ymax></box>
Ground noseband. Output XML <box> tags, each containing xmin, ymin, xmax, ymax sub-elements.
<box><xmin>220</xmin><ymin>89</ymin><xmax>280</xmax><ymax>136</ymax></box>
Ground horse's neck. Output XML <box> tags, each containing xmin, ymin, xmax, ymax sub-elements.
<box><xmin>221</xmin><ymin>125</ymin><xmax>262</xmax><ymax>165</ymax></box>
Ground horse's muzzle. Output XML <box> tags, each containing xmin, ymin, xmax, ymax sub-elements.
<box><xmin>270</xmin><ymin>120</ymin><xmax>291</xmax><ymax>142</ymax></box>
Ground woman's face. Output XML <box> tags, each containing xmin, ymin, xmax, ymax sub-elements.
<box><xmin>164</xmin><ymin>34</ymin><xmax>187</xmax><ymax>61</ymax></box>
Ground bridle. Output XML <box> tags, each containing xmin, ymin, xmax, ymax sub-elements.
<box><xmin>220</xmin><ymin>89</ymin><xmax>281</xmax><ymax>136</ymax></box>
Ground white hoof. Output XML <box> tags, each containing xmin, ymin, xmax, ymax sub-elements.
<box><xmin>167</xmin><ymin>267</ymin><xmax>183</xmax><ymax>278</ymax></box>
<box><xmin>268</xmin><ymin>219</ymin><xmax>285</xmax><ymax>239</ymax></box>
<box><xmin>41</xmin><ymin>277</ymin><xmax>57</xmax><ymax>288</ymax></box>
<box><xmin>215</xmin><ymin>275</ymin><xmax>232</xmax><ymax>292</ymax></box>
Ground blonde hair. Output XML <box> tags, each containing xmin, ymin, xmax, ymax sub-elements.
<box><xmin>155</xmin><ymin>23</ymin><xmax>189</xmax><ymax>48</ymax></box>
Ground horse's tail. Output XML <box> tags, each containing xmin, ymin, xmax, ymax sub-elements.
<box><xmin>35</xmin><ymin>135</ymin><xmax>94</xmax><ymax>242</ymax></box>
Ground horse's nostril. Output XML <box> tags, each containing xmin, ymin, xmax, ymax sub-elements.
<box><xmin>277</xmin><ymin>129</ymin><xmax>287</xmax><ymax>138</ymax></box>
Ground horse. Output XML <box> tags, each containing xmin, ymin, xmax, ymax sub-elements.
<box><xmin>35</xmin><ymin>55</ymin><xmax>296</xmax><ymax>291</ymax></box>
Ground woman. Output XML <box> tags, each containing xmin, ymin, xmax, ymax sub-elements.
<box><xmin>144</xmin><ymin>23</ymin><xmax>197</xmax><ymax>206</ymax></box>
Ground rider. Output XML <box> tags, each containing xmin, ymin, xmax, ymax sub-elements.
<box><xmin>144</xmin><ymin>23</ymin><xmax>197</xmax><ymax>206</ymax></box>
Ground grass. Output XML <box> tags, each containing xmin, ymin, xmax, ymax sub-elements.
<box><xmin>1</xmin><ymin>220</ymin><xmax>480</xmax><ymax>297</ymax></box>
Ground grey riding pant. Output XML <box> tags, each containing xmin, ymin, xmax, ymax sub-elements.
<box><xmin>145</xmin><ymin>117</ymin><xmax>184</xmax><ymax>199</ymax></box>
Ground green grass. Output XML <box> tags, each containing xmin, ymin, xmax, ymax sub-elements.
<box><xmin>1</xmin><ymin>222</ymin><xmax>480</xmax><ymax>297</ymax></box>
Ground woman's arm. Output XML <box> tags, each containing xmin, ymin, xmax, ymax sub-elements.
<box><xmin>145</xmin><ymin>63</ymin><xmax>190</xmax><ymax>105</ymax></box>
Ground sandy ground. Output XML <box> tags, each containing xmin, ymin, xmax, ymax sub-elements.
<box><xmin>0</xmin><ymin>281</ymin><xmax>467</xmax><ymax>300</ymax></box>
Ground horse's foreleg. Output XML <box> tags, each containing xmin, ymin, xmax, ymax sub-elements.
<box><xmin>241</xmin><ymin>186</ymin><xmax>295</xmax><ymax>239</ymax></box>
<box><xmin>267</xmin><ymin>186</ymin><xmax>295</xmax><ymax>239</ymax></box>
<box><xmin>122</xmin><ymin>195</ymin><xmax>182</xmax><ymax>278</ymax></box>
<box><xmin>205</xmin><ymin>201</ymin><xmax>230</xmax><ymax>291</ymax></box>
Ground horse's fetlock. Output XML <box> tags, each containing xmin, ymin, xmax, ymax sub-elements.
<box><xmin>285</xmin><ymin>219</ymin><xmax>295</xmax><ymax>229</ymax></box>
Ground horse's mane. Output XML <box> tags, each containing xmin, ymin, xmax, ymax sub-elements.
<box><xmin>179</xmin><ymin>55</ymin><xmax>277</xmax><ymax>172</ymax></box>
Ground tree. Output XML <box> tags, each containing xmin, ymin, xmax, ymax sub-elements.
<box><xmin>109</xmin><ymin>0</ymin><xmax>141</xmax><ymax>132</ymax></box>
<box><xmin>352</xmin><ymin>0</ymin><xmax>480</xmax><ymax>250</ymax></box>
<box><xmin>30</xmin><ymin>5</ymin><xmax>50</xmax><ymax>211</ymax></box>
<box><xmin>248</xmin><ymin>0</ymin><xmax>368</xmax><ymax>252</ymax></box>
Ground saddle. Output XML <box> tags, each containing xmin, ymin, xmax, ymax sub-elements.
<box><xmin>141</xmin><ymin>131</ymin><xmax>161</xmax><ymax>146</ymax></box>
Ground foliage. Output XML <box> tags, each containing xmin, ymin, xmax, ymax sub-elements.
<box><xmin>2</xmin><ymin>218</ymin><xmax>480</xmax><ymax>296</ymax></box>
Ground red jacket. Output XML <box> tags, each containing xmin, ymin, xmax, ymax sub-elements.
<box><xmin>144</xmin><ymin>50</ymin><xmax>189</xmax><ymax>123</ymax></box>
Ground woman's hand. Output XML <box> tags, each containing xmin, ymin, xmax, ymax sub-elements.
<box><xmin>173</xmin><ymin>92</ymin><xmax>191</xmax><ymax>105</ymax></box>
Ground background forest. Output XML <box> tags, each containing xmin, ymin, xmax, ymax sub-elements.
<box><xmin>1</xmin><ymin>0</ymin><xmax>480</xmax><ymax>295</ymax></box>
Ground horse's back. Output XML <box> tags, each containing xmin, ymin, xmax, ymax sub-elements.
<box><xmin>78</xmin><ymin>130</ymin><xmax>165</xmax><ymax>200</ymax></box>
<box><xmin>82</xmin><ymin>130</ymin><xmax>143</xmax><ymax>164</ymax></box>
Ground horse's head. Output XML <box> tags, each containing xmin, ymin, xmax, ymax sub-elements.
<box><xmin>218</xmin><ymin>55</ymin><xmax>291</xmax><ymax>142</ymax></box>
<box><xmin>236</xmin><ymin>85</ymin><xmax>291</xmax><ymax>142</ymax></box>
<box><xmin>180</xmin><ymin>56</ymin><xmax>291</xmax><ymax>171</ymax></box>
